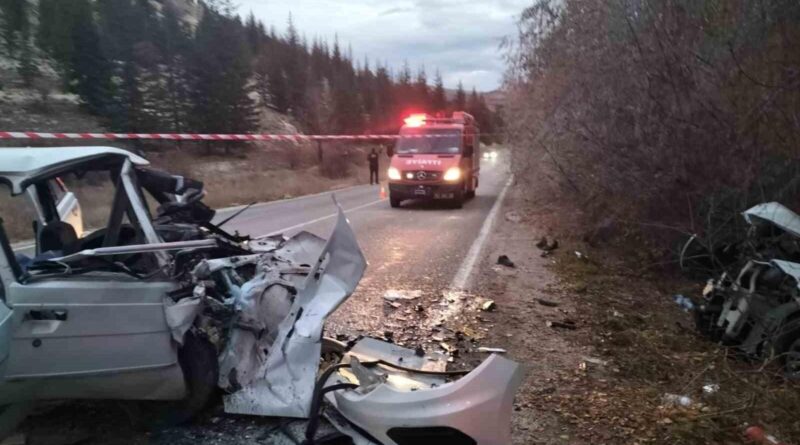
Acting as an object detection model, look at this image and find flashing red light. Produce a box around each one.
[404,114,427,127]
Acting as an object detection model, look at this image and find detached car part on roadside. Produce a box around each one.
[695,202,800,378]
[0,147,522,444]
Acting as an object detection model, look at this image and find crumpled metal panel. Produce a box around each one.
[743,202,800,238]
[223,201,367,418]
[163,296,203,344]
[770,259,800,287]
[327,338,524,445]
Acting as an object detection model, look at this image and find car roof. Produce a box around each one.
[0,146,149,195]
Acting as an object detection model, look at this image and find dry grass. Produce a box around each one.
[549,242,800,444]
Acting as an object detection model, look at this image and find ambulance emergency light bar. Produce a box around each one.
[403,112,476,128]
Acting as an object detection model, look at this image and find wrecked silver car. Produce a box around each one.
[0,147,522,444]
[695,202,800,378]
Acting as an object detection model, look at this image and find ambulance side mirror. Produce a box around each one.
[463,137,474,157]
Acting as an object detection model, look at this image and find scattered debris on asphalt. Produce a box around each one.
[536,299,560,307]
[497,255,516,268]
[481,300,497,312]
[546,320,577,330]
[574,251,587,261]
[478,347,507,354]
[383,289,422,301]
[505,211,522,223]
[580,356,608,367]
[536,237,559,252]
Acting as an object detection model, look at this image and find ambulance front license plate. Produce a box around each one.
[414,188,427,196]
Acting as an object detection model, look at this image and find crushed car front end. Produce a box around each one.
[695,202,800,377]
[0,147,524,444]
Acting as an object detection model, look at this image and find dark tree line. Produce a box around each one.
[0,0,501,141]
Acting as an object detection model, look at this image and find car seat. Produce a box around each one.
[39,221,78,255]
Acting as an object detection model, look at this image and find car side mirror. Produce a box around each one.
[387,146,394,157]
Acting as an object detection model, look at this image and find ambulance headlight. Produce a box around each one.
[443,167,462,182]
[388,167,402,180]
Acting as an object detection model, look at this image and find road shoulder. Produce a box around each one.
[469,181,800,445]
[468,184,596,444]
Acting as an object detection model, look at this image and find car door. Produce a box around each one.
[2,273,185,401]
[0,218,20,405]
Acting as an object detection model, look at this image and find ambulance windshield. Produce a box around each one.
[395,128,462,154]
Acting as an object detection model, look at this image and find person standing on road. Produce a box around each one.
[368,147,380,185]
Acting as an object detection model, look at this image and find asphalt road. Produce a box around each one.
[215,155,511,339]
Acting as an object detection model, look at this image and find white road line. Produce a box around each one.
[13,196,384,253]
[450,175,514,290]
[216,183,373,214]
[12,242,35,251]
[259,198,385,238]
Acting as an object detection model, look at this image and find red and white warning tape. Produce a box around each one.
[0,132,451,141]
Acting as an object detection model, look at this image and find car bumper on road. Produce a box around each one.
[389,183,461,200]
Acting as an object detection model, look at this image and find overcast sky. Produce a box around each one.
[235,0,531,92]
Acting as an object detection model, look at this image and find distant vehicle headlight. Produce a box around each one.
[388,167,402,180]
[443,167,461,182]
[483,152,490,159]
[490,151,498,159]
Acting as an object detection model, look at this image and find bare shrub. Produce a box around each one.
[320,142,352,179]
[505,0,800,252]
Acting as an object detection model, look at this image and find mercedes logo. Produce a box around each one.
[416,171,427,180]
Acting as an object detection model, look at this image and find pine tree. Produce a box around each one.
[0,0,29,56]
[454,80,467,111]
[330,64,363,134]
[467,88,494,141]
[358,57,377,129]
[245,12,260,53]
[18,36,37,86]
[284,13,307,120]
[374,64,395,131]
[264,38,290,113]
[188,7,257,137]
[37,0,77,72]
[414,66,430,111]
[432,70,447,113]
[146,3,193,133]
[395,61,413,113]
[97,0,158,131]
[68,0,113,116]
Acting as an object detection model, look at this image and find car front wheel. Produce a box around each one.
[137,331,219,429]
